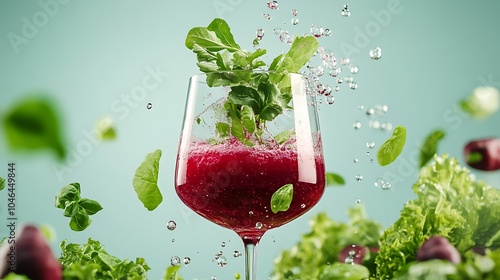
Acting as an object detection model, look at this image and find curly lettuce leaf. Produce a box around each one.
[271,204,382,279]
[375,155,500,279]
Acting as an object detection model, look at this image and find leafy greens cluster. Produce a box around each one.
[185,18,319,146]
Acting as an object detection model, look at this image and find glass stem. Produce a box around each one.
[244,240,258,280]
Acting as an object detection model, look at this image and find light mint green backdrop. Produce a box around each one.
[1,1,500,279]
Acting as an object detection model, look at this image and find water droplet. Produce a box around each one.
[166,220,177,231]
[355,175,363,182]
[325,95,335,105]
[211,277,217,280]
[374,177,392,190]
[171,256,181,266]
[324,28,332,36]
[366,107,375,116]
[369,47,382,60]
[301,203,306,208]
[256,28,265,40]
[349,82,358,90]
[310,24,324,37]
[146,102,153,109]
[233,251,242,258]
[221,242,226,247]
[366,142,375,149]
[183,257,191,265]
[340,57,350,65]
[370,120,381,129]
[334,85,340,92]
[370,158,374,163]
[350,65,359,74]
[249,211,254,215]
[291,9,298,16]
[366,151,370,156]
[353,121,361,129]
[354,158,359,163]
[355,199,361,204]
[358,105,365,110]
[262,13,272,20]
[291,18,299,25]
[380,122,393,131]
[324,85,333,96]
[217,256,228,267]
[337,78,343,84]
[255,222,263,230]
[171,239,175,242]
[341,4,351,17]
[267,0,279,10]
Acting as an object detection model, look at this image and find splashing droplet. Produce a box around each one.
[291,18,299,25]
[354,158,359,163]
[341,4,351,17]
[310,24,324,37]
[355,199,361,204]
[301,203,306,208]
[221,242,226,247]
[369,47,382,60]
[267,0,279,10]
[233,251,242,258]
[324,28,332,36]
[350,65,359,74]
[255,222,263,230]
[325,95,335,105]
[374,177,392,190]
[262,13,272,20]
[340,57,350,65]
[146,102,153,109]
[291,9,298,16]
[366,142,375,149]
[256,28,265,40]
[249,211,254,215]
[217,256,228,267]
[353,121,361,129]
[183,257,191,266]
[349,82,358,90]
[166,220,177,231]
[355,175,363,182]
[171,256,181,266]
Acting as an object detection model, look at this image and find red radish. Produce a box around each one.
[0,224,62,280]
[416,236,461,264]
[463,138,500,171]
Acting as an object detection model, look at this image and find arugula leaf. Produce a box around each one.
[271,36,320,73]
[206,18,240,50]
[2,96,66,159]
[271,184,293,214]
[55,182,102,231]
[133,149,163,211]
[377,126,407,166]
[419,128,445,168]
[185,26,239,52]
[163,265,183,280]
[60,238,150,279]
[325,172,345,186]
[0,177,5,191]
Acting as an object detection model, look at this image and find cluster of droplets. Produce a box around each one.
[341,4,350,17]
[213,250,228,267]
[170,256,191,266]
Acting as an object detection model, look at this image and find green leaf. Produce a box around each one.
[419,129,446,168]
[275,36,319,72]
[377,126,407,166]
[240,105,256,134]
[0,177,5,191]
[79,198,103,215]
[55,182,81,209]
[163,265,182,280]
[319,263,370,280]
[215,122,230,138]
[274,130,294,144]
[459,86,500,119]
[63,200,80,217]
[185,19,239,53]
[3,273,30,280]
[271,183,293,214]
[260,104,282,121]
[325,172,345,186]
[2,96,66,159]
[96,117,116,140]
[207,18,240,50]
[133,149,163,211]
[228,86,262,113]
[467,151,484,164]
[69,210,91,231]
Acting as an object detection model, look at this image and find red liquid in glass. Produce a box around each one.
[175,139,325,242]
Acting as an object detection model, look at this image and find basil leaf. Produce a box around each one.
[276,36,319,72]
[2,96,66,159]
[55,183,81,209]
[0,177,5,191]
[377,126,407,166]
[240,105,256,134]
[271,184,294,214]
[69,210,91,231]
[419,129,446,168]
[325,172,346,186]
[79,198,103,215]
[63,200,80,217]
[133,149,163,211]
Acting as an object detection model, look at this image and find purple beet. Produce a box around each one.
[416,236,461,264]
[464,138,500,171]
[0,224,62,280]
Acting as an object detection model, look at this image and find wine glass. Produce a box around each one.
[174,70,325,280]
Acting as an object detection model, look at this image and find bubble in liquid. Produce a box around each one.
[369,47,382,60]
[267,0,279,10]
[146,102,153,109]
[355,175,363,182]
[325,95,335,105]
[291,9,298,16]
[350,65,359,74]
[249,211,254,215]
[291,18,299,25]
[233,251,243,258]
[366,142,375,149]
[255,222,263,230]
[353,121,361,129]
[262,13,272,20]
[183,257,191,265]
[324,28,332,36]
[256,28,265,40]
[310,24,324,38]
[166,220,177,231]
[301,203,306,208]
[171,256,181,266]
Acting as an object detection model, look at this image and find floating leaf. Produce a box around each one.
[419,129,446,168]
[325,172,345,186]
[133,149,163,211]
[271,184,294,214]
[79,198,103,215]
[0,177,5,191]
[377,126,407,166]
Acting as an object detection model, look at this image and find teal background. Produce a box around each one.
[1,0,500,279]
